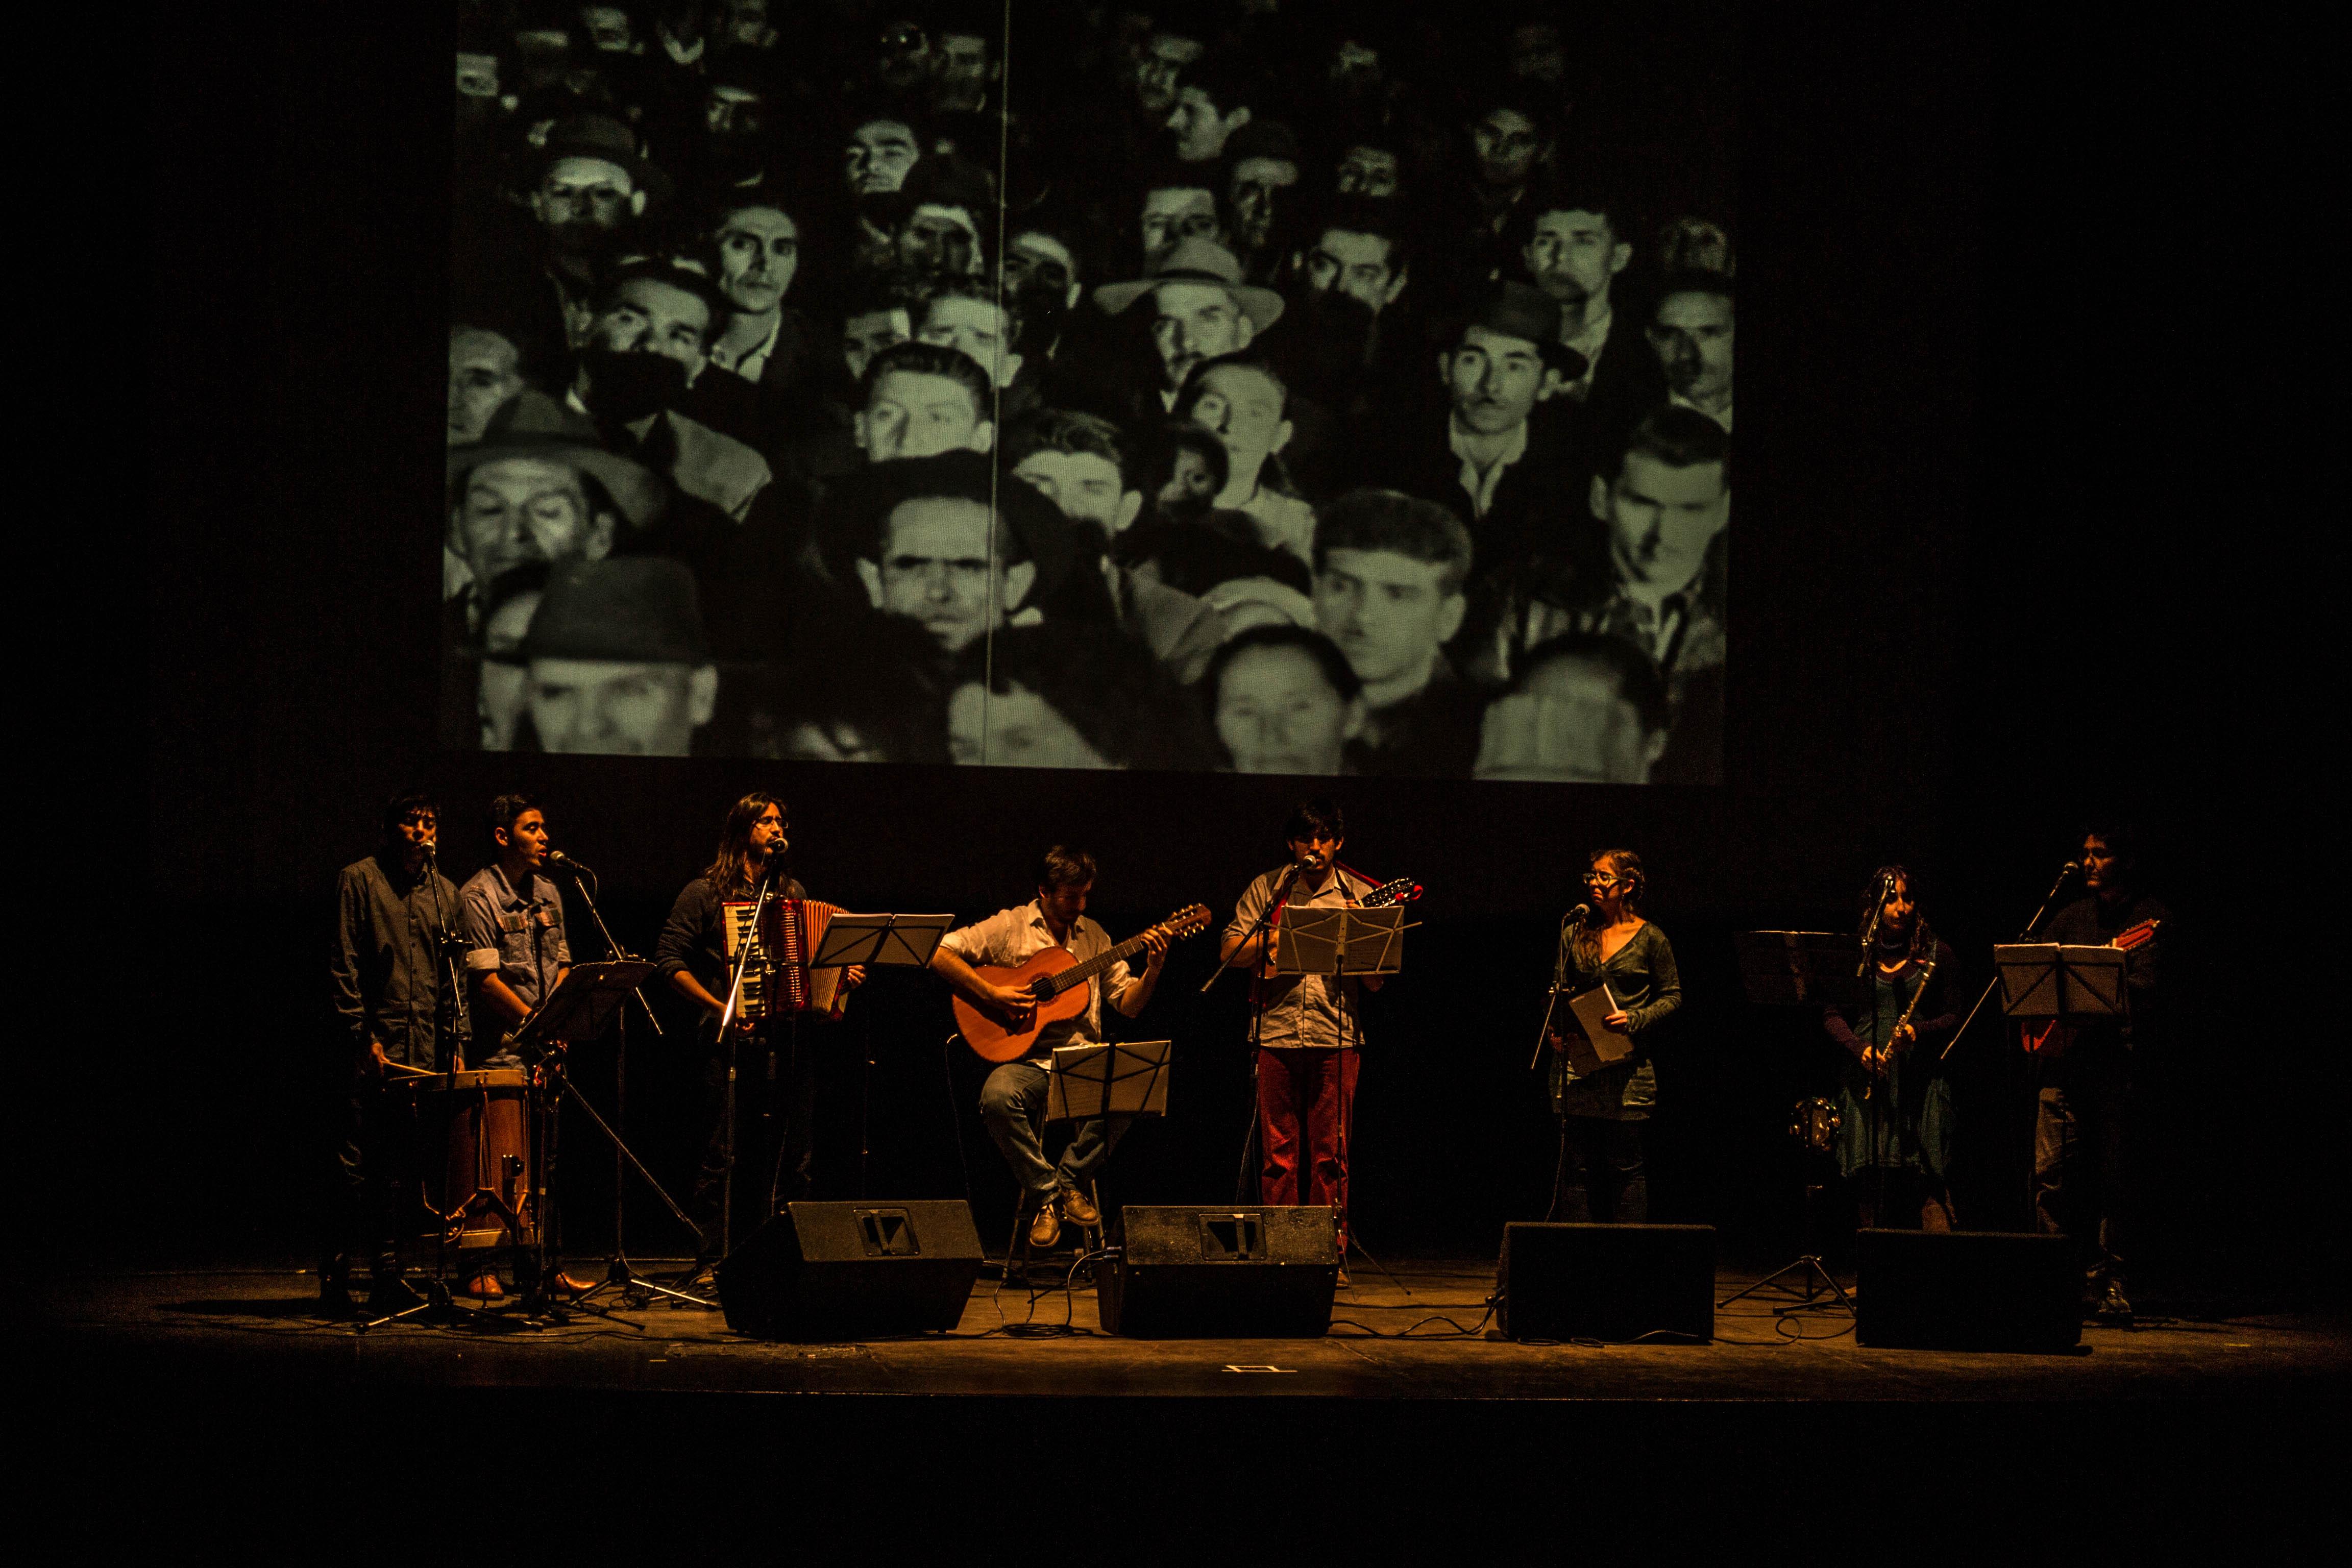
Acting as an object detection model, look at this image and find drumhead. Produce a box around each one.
[411,1069,531,1093]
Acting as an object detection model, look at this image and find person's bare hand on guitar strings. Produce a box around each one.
[985,980,1036,1027]
[1140,926,1170,972]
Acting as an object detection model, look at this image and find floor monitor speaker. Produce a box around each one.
[718,1200,983,1340]
[1497,1222,1717,1342]
[1100,1207,1338,1337]
[1856,1229,2081,1352]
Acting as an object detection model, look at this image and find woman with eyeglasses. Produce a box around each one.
[1545,849,1680,1222]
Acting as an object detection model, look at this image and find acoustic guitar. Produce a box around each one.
[954,905,1213,1063]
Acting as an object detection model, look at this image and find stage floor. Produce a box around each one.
[36,1256,2350,1404]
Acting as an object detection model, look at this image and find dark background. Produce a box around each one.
[135,5,2323,1296]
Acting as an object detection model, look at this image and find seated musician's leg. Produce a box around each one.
[980,1060,1057,1202]
[1055,1116,1131,1226]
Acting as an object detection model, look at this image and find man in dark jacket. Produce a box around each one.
[324,791,461,1310]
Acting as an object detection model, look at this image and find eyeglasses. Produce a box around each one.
[1585,872,1624,887]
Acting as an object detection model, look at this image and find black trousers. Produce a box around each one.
[692,1026,818,1254]
[2033,1044,2131,1285]
[323,1079,418,1283]
[1549,1115,1649,1224]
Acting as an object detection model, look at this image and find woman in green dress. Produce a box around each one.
[1545,849,1681,1222]
[1823,865,1959,1231]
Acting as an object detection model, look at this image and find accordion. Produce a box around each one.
[721,898,849,1020]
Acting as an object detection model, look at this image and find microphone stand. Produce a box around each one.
[540,857,709,1313]
[692,856,784,1289]
[1939,861,2079,1065]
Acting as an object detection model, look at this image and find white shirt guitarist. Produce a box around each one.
[929,848,1169,1249]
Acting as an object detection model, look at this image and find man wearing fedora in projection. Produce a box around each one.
[1375,279,1589,581]
[520,558,722,757]
[470,114,673,383]
[1090,236,1286,427]
[442,391,667,746]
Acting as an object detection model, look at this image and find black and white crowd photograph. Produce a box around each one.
[90,0,2335,1546]
[443,1,1733,780]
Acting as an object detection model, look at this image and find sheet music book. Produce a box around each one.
[1045,1040,1172,1121]
[1544,983,1636,1078]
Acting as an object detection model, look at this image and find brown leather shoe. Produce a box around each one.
[461,1270,504,1299]
[1060,1187,1100,1228]
[1027,1197,1061,1250]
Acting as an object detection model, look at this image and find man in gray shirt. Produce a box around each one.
[931,846,1168,1250]
[1220,798,1385,1266]
[325,790,460,1311]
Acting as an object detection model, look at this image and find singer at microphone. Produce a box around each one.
[652,792,865,1264]
[1218,798,1381,1273]
[2028,826,2167,1324]
[449,792,573,1299]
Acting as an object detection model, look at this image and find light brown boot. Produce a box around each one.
[1027,1195,1062,1250]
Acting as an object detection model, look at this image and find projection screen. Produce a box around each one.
[443,2,1734,783]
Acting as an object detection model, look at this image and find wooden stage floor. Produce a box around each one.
[36,1256,2348,1403]
[37,1256,2347,1539]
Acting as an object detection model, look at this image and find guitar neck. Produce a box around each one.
[1047,930,1157,996]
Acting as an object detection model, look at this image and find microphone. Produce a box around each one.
[546,848,594,878]
[1564,903,1592,926]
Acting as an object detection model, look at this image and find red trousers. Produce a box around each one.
[1256,1046,1360,1245]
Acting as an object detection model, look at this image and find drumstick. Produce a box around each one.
[381,1061,439,1077]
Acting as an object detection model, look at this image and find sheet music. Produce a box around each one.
[1566,984,1636,1070]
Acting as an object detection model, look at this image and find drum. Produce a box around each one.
[1790,1096,1842,1156]
[407,1069,538,1251]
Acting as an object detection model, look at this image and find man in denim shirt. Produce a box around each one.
[459,792,572,1067]
[454,791,571,1298]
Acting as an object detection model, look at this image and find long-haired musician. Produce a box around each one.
[1546,848,1679,1224]
[1822,865,1959,1232]
[654,792,864,1263]
[930,846,1170,1250]
[324,789,460,1311]
[2031,824,2167,1324]
[1220,797,1385,1269]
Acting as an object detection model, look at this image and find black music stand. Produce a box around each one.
[507,960,655,1062]
[1719,932,1861,1317]
[508,962,713,1317]
[1994,944,2128,1020]
[807,914,950,1198]
[1735,930,1870,1013]
[810,912,953,971]
[1272,906,1408,1294]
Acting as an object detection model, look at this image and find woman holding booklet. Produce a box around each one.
[1545,849,1682,1223]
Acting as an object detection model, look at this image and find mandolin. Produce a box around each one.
[954,904,1213,1063]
